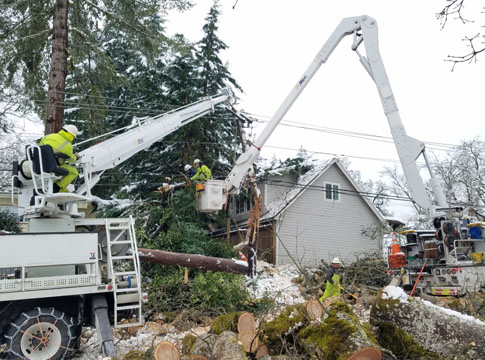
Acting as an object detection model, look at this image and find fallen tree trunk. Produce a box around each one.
[138,248,248,275]
[371,286,485,359]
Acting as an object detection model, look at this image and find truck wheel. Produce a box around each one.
[4,307,76,360]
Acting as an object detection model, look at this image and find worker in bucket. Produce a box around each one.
[190,158,212,182]
[39,124,80,192]
[319,257,341,301]
[184,164,196,178]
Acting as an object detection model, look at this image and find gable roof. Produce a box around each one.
[261,158,386,224]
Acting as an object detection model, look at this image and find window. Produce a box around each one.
[231,190,252,215]
[325,183,340,201]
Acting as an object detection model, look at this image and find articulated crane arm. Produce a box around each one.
[76,89,233,197]
[221,15,447,215]
[16,89,233,218]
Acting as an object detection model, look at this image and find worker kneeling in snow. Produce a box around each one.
[190,158,212,182]
[319,257,341,301]
[39,124,80,192]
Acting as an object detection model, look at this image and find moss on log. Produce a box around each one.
[371,287,485,359]
[297,302,379,360]
[211,312,243,335]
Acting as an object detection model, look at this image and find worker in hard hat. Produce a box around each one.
[184,164,196,178]
[39,124,80,192]
[319,257,341,301]
[190,159,212,182]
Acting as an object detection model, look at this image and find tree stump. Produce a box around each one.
[347,347,382,360]
[238,330,259,352]
[255,344,269,359]
[237,312,256,333]
[305,300,323,320]
[154,340,180,360]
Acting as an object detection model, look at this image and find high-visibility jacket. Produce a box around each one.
[319,267,341,301]
[190,164,212,182]
[39,130,76,164]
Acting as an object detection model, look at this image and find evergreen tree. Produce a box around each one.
[189,0,243,178]
[0,0,191,134]
[112,1,244,200]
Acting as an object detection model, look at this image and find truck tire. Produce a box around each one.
[3,307,76,360]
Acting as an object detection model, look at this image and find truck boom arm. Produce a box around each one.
[224,15,447,214]
[76,90,232,196]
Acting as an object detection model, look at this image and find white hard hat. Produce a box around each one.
[193,158,201,165]
[63,124,79,138]
[331,257,341,264]
[184,164,191,171]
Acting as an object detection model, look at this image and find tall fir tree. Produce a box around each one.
[0,0,191,134]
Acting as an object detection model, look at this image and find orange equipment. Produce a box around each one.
[238,251,248,262]
[388,232,406,269]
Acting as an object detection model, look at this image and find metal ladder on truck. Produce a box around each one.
[104,217,143,328]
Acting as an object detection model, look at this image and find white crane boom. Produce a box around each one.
[76,90,232,196]
[14,89,232,217]
[200,16,447,215]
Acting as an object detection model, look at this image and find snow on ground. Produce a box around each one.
[247,262,306,305]
[74,262,305,359]
[74,322,211,360]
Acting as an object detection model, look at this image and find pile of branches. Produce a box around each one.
[341,251,389,288]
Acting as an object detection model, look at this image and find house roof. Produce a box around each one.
[260,158,386,224]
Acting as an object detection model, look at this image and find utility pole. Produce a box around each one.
[45,0,69,135]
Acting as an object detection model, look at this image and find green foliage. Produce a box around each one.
[131,187,233,257]
[147,268,193,313]
[0,0,192,131]
[191,272,249,313]
[0,209,20,232]
[147,269,250,315]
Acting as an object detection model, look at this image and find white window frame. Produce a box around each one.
[231,190,252,215]
[324,182,341,202]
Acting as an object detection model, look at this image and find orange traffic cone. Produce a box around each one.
[391,232,401,254]
[388,232,406,269]
[238,251,248,262]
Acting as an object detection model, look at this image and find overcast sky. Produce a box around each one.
[166,0,485,218]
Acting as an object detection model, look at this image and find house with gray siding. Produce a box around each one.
[224,158,387,267]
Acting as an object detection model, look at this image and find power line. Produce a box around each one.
[247,113,457,150]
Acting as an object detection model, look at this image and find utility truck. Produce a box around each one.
[192,16,485,295]
[0,90,233,359]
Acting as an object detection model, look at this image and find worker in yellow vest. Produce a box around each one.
[190,159,212,182]
[319,257,341,301]
[39,124,80,192]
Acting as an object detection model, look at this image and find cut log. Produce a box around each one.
[154,341,180,360]
[255,344,269,359]
[237,312,256,333]
[305,300,323,320]
[371,286,485,359]
[237,331,259,352]
[347,347,382,360]
[138,248,248,275]
[212,331,247,360]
